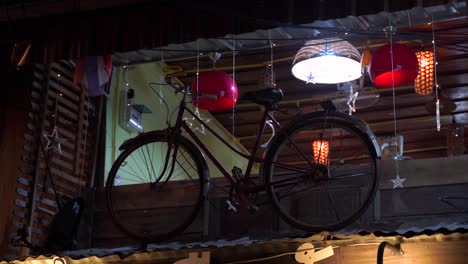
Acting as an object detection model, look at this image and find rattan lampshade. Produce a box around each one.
[292,38,362,84]
[312,140,329,165]
[414,50,434,95]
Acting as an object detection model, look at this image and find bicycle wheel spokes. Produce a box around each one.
[265,118,378,232]
[107,136,205,241]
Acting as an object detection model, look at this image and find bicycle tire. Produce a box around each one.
[106,132,209,242]
[263,113,379,232]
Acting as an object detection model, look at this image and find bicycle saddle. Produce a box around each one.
[242,88,284,106]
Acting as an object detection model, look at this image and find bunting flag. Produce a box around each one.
[73,55,112,96]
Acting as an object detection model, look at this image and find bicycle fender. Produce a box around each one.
[118,130,169,151]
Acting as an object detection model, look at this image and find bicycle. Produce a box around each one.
[105,78,381,242]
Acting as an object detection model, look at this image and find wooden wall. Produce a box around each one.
[0,68,31,259]
[92,156,468,248]
[0,62,101,260]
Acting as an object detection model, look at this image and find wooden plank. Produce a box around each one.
[380,184,468,217]
[74,80,87,187]
[380,156,468,189]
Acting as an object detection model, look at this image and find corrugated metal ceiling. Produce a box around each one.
[112,1,466,65]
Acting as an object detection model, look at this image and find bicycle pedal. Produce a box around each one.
[247,204,259,213]
[231,166,243,181]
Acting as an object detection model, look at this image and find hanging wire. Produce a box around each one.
[123,60,130,129]
[231,37,237,169]
[159,50,164,105]
[196,39,200,110]
[389,21,401,178]
[231,38,236,142]
[431,16,441,132]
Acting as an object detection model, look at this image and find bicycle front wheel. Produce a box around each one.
[263,115,379,232]
[106,133,208,242]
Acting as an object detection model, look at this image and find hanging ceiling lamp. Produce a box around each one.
[414,50,435,95]
[312,140,329,166]
[292,38,362,84]
[369,43,419,88]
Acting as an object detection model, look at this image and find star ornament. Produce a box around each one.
[43,126,66,155]
[390,174,406,189]
[306,72,316,84]
[183,108,211,135]
[347,91,359,115]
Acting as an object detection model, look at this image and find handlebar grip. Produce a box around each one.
[194,93,218,100]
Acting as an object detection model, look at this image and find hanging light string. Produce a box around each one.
[389,24,401,178]
[268,29,274,86]
[431,16,441,132]
[79,96,91,195]
[260,30,276,148]
[53,80,59,128]
[123,60,130,129]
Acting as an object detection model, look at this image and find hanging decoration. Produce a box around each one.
[258,64,277,88]
[346,85,359,115]
[260,33,277,148]
[369,43,418,87]
[292,38,362,84]
[360,47,372,74]
[43,77,66,156]
[184,41,212,135]
[414,50,435,95]
[184,107,211,135]
[43,126,64,155]
[385,23,407,189]
[430,18,441,132]
[425,94,455,115]
[73,55,113,96]
[390,174,406,189]
[191,71,238,111]
[312,140,329,166]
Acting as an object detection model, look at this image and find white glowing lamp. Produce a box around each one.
[292,38,362,84]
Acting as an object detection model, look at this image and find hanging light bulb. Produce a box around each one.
[312,140,329,166]
[258,64,276,88]
[414,50,435,95]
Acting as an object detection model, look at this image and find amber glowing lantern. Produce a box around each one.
[312,140,329,165]
[414,51,435,95]
[369,43,419,88]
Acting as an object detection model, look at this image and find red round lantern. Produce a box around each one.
[369,43,419,88]
[191,71,238,111]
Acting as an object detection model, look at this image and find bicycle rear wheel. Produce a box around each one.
[106,133,208,242]
[263,114,379,232]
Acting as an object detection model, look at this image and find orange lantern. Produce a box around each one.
[414,51,435,95]
[312,140,329,165]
